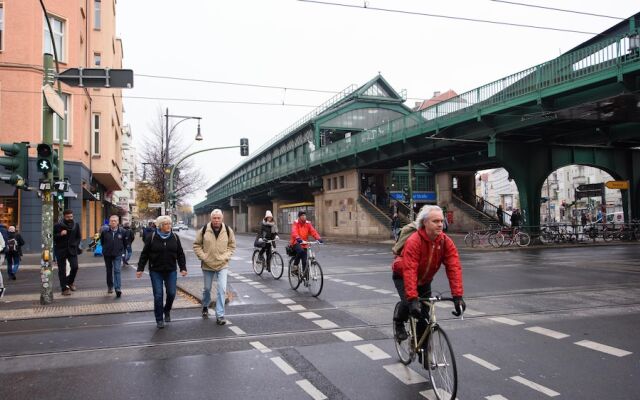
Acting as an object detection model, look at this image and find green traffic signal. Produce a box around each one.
[36,143,59,178]
[0,142,29,188]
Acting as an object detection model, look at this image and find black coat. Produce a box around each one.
[6,232,25,256]
[99,227,128,257]
[260,221,278,240]
[137,232,186,273]
[53,221,82,257]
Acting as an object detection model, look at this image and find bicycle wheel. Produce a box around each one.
[252,249,264,276]
[515,232,531,247]
[426,325,458,400]
[602,229,613,242]
[288,257,301,290]
[463,233,474,247]
[307,261,324,297]
[489,232,504,248]
[393,302,415,365]
[270,252,284,280]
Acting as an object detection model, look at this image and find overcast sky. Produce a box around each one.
[115,0,638,205]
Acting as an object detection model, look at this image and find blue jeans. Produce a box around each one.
[150,270,177,322]
[104,256,122,291]
[6,253,20,275]
[124,245,132,263]
[202,269,228,317]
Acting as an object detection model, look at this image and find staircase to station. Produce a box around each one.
[451,194,508,228]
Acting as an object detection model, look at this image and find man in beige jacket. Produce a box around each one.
[193,209,236,325]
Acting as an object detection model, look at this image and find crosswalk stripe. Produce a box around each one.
[228,326,246,335]
[463,354,500,371]
[332,331,363,342]
[420,389,457,399]
[510,376,560,397]
[270,357,297,375]
[298,311,321,319]
[287,304,306,311]
[296,379,327,400]
[574,340,632,357]
[342,282,359,286]
[489,317,525,326]
[249,341,271,353]
[486,395,509,399]
[261,288,276,293]
[277,298,296,305]
[525,326,569,339]
[313,319,339,329]
[269,293,285,299]
[357,285,376,290]
[383,363,427,384]
[463,308,485,316]
[374,289,394,294]
[354,344,391,360]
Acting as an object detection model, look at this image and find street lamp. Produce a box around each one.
[164,108,203,214]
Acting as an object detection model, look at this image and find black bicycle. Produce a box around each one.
[287,241,324,297]
[252,239,284,279]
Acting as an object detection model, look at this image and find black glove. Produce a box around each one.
[409,300,422,319]
[452,296,466,317]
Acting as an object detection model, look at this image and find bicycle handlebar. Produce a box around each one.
[418,296,454,303]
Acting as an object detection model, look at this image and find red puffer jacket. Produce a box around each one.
[290,220,321,248]
[392,228,463,300]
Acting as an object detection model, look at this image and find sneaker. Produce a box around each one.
[202,307,209,319]
[164,311,171,322]
[156,321,165,329]
[108,287,114,294]
[69,284,77,291]
[10,274,16,281]
[395,323,408,341]
[216,316,227,326]
[115,291,122,298]
[62,288,71,296]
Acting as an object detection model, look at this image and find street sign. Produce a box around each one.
[147,202,163,208]
[42,85,66,118]
[605,180,629,190]
[57,68,134,88]
[576,183,603,191]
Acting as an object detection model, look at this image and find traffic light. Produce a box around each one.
[37,143,54,175]
[240,138,249,156]
[169,192,177,208]
[0,142,29,188]
[55,190,65,202]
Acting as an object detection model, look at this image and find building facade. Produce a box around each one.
[0,0,126,251]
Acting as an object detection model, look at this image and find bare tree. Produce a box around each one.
[137,107,205,215]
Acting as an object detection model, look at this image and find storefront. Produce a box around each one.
[0,183,19,228]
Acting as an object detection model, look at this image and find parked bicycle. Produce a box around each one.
[496,226,530,247]
[393,295,460,400]
[252,239,284,279]
[287,241,324,297]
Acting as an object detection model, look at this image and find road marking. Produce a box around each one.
[360,253,376,256]
[239,279,252,283]
[254,284,267,289]
[574,340,632,357]
[261,288,276,293]
[489,317,525,326]
[298,311,321,319]
[269,293,285,299]
[486,396,509,400]
[419,389,456,399]
[288,304,306,311]
[463,354,500,371]
[245,261,253,264]
[463,308,485,316]
[313,319,339,329]
[331,278,345,282]
[228,326,246,335]
[354,344,391,360]
[510,376,560,397]
[375,252,389,255]
[525,326,569,339]
[383,363,427,384]
[374,289,394,294]
[278,298,296,305]
[249,341,271,353]
[230,256,243,261]
[332,331,363,342]
[296,379,327,400]
[247,281,260,286]
[342,282,359,286]
[346,254,359,257]
[270,357,297,375]
[357,285,376,290]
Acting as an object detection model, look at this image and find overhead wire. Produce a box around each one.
[489,0,625,20]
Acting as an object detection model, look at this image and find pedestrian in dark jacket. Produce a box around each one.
[53,209,82,295]
[122,221,135,265]
[6,226,25,280]
[257,211,278,269]
[100,215,128,298]
[136,215,187,329]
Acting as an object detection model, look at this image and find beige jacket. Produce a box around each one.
[193,223,236,271]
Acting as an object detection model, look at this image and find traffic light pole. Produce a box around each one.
[40,54,56,305]
[408,160,415,221]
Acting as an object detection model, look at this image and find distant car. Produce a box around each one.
[175,224,188,231]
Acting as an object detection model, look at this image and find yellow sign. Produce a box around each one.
[605,180,629,190]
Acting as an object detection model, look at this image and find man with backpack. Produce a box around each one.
[392,205,465,341]
[5,226,25,280]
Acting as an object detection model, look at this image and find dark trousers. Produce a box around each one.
[258,243,273,268]
[293,244,307,268]
[56,253,79,291]
[150,270,177,322]
[392,272,431,336]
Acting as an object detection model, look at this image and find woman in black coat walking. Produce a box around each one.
[5,226,25,280]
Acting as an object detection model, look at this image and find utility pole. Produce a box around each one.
[408,160,415,221]
[40,54,55,305]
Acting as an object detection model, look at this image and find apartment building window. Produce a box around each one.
[0,4,4,51]
[52,93,69,143]
[44,15,65,61]
[94,0,101,30]
[94,52,101,66]
[326,178,331,191]
[339,176,345,189]
[92,113,100,155]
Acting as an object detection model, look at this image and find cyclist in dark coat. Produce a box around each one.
[257,211,278,269]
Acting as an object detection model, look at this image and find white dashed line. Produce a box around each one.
[298,312,321,319]
[332,278,345,282]
[228,326,246,335]
[296,379,327,400]
[346,254,359,257]
[354,344,391,360]
[261,288,276,293]
[288,304,306,311]
[486,395,509,400]
[419,389,456,399]
[463,354,500,371]
[313,319,339,329]
[489,317,525,326]
[277,298,296,305]
[463,308,485,316]
[270,357,297,375]
[525,326,569,339]
[269,293,285,299]
[249,341,272,353]
[332,331,363,342]
[574,340,632,357]
[357,285,376,290]
[254,284,267,289]
[247,281,260,286]
[374,289,394,294]
[510,376,560,397]
[342,282,359,286]
[383,363,427,384]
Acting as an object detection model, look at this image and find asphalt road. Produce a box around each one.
[0,230,638,400]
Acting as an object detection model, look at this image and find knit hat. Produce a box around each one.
[265,210,273,219]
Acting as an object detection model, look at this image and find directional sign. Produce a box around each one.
[576,183,603,191]
[42,84,65,118]
[605,180,629,190]
[57,68,134,88]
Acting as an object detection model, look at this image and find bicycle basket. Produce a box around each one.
[285,245,296,257]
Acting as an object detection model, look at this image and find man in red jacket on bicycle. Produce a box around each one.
[290,211,322,275]
[392,205,465,340]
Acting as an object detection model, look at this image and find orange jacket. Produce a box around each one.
[290,220,321,248]
[392,228,463,300]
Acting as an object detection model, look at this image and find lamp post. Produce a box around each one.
[164,108,203,214]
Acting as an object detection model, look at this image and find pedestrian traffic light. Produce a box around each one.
[55,190,65,202]
[0,142,29,188]
[240,138,249,156]
[36,143,59,178]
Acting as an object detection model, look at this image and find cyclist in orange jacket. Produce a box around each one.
[290,211,322,275]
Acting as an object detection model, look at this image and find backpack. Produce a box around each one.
[201,223,230,238]
[7,238,18,253]
[392,223,418,256]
